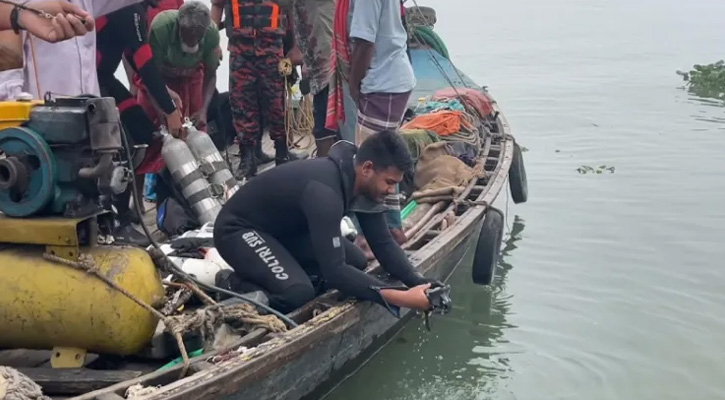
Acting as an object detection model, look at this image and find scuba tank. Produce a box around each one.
[160,127,222,225]
[184,119,239,202]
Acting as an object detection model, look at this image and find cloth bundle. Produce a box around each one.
[432,87,495,120]
[411,142,483,204]
[401,110,472,137]
[400,128,441,162]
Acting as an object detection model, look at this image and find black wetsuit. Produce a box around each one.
[214,142,429,313]
[96,3,176,146]
[96,4,177,229]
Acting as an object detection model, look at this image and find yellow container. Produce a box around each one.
[0,245,165,356]
[0,100,43,130]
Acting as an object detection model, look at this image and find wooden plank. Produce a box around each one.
[189,362,215,374]
[15,368,142,395]
[0,349,51,368]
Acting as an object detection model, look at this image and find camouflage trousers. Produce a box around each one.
[229,48,286,146]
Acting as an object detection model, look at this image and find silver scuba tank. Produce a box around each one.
[184,119,239,202]
[160,127,222,225]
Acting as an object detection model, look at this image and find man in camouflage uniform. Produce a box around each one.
[211,0,301,179]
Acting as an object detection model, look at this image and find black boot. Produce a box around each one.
[113,223,151,247]
[275,140,309,166]
[255,140,274,164]
[235,144,257,180]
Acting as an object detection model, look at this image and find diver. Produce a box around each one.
[213,130,436,314]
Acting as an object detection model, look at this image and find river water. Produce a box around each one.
[320,0,725,399]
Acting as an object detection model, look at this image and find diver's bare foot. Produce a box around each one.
[389,228,407,246]
[355,235,375,261]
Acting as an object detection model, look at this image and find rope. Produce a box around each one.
[0,367,50,400]
[407,1,471,93]
[165,303,287,348]
[42,252,287,379]
[279,57,315,152]
[412,26,449,59]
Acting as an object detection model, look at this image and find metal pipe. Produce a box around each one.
[78,153,114,179]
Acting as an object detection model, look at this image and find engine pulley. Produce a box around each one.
[0,127,57,217]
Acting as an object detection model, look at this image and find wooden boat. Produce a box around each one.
[0,7,527,400]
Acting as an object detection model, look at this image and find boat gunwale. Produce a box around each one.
[72,101,515,400]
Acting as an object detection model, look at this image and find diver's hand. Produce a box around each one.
[381,284,431,311]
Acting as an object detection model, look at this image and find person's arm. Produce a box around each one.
[210,0,224,30]
[119,6,176,114]
[193,29,221,127]
[2,0,94,43]
[117,5,182,135]
[302,182,430,311]
[284,9,302,65]
[356,211,430,287]
[347,0,382,104]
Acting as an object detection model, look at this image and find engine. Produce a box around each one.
[0,97,130,218]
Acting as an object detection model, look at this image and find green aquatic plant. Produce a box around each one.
[577,165,615,175]
[677,61,725,100]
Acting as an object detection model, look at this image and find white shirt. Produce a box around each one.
[20,0,143,99]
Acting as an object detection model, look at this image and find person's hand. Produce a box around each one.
[167,87,183,110]
[190,109,207,130]
[165,109,184,140]
[403,284,432,310]
[381,283,431,311]
[18,1,95,43]
[301,64,309,79]
[286,46,303,66]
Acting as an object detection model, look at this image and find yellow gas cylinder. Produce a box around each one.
[0,245,165,356]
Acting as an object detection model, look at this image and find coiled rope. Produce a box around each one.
[0,367,50,400]
[279,58,315,152]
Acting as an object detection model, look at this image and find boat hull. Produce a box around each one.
[225,223,479,400]
[74,41,516,400]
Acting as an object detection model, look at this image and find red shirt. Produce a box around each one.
[147,0,184,28]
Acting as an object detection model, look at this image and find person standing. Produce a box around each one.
[16,0,137,100]
[291,0,336,157]
[348,0,416,245]
[211,0,301,180]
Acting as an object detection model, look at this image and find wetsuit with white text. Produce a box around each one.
[214,142,429,313]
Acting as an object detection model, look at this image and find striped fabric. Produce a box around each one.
[355,91,412,144]
[354,90,412,229]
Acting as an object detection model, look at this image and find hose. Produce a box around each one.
[118,124,299,329]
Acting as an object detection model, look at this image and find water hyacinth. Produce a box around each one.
[677,60,725,101]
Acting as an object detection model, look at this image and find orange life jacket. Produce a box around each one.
[224,0,287,38]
